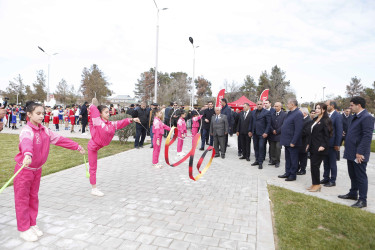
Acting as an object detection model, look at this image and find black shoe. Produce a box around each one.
[135,146,139,149]
[227,144,231,147]
[338,193,358,200]
[275,163,280,168]
[285,176,296,181]
[268,162,276,166]
[296,170,306,175]
[278,174,289,178]
[268,160,272,164]
[246,158,250,161]
[258,163,263,169]
[251,162,259,166]
[351,200,367,208]
[324,182,336,187]
[238,152,242,156]
[221,155,225,159]
[320,179,329,184]
[150,145,153,148]
[214,154,220,158]
[239,156,246,160]
[206,142,209,145]
[199,148,204,151]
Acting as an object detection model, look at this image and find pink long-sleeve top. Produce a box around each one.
[177,117,187,136]
[14,122,82,168]
[152,117,171,138]
[89,105,133,148]
[192,115,203,128]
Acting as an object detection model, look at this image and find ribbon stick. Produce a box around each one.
[0,164,25,194]
[83,155,90,178]
[164,127,215,181]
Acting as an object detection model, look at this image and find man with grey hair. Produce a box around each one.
[210,107,229,159]
[269,102,286,168]
[297,107,312,175]
[278,99,303,181]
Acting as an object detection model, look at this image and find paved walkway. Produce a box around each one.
[0,133,274,249]
[1,128,374,249]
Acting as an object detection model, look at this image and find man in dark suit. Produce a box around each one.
[237,103,252,161]
[339,96,374,208]
[321,100,343,187]
[233,109,242,156]
[168,102,180,127]
[248,101,271,169]
[269,102,286,168]
[278,99,303,181]
[132,102,149,149]
[297,107,312,175]
[221,98,233,152]
[200,101,215,151]
[80,102,89,134]
[264,99,276,163]
[341,107,352,145]
[210,107,229,159]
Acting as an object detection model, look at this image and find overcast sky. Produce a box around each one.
[1,0,374,103]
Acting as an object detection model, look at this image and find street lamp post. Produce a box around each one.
[17,93,19,105]
[323,87,326,102]
[38,46,58,103]
[152,0,168,104]
[189,37,199,108]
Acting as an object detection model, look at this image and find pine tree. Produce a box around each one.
[80,64,112,103]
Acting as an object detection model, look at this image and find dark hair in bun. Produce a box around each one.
[97,105,108,114]
[25,101,43,114]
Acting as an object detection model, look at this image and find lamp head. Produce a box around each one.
[189,37,193,44]
[38,46,45,52]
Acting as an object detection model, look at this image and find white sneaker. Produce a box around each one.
[152,164,160,169]
[20,228,38,242]
[31,225,43,237]
[157,163,164,169]
[179,152,186,157]
[91,188,104,197]
[82,133,87,135]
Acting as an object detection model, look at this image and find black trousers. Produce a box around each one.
[347,160,368,202]
[237,135,242,154]
[298,152,308,171]
[135,125,147,147]
[310,153,326,185]
[82,118,88,133]
[239,134,251,158]
[270,141,281,164]
[214,135,226,156]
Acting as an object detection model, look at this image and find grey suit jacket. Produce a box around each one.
[210,114,228,136]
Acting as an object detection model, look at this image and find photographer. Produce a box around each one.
[0,98,9,132]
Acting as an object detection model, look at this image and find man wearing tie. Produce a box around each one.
[237,103,252,161]
[278,99,303,181]
[339,97,374,208]
[210,107,229,159]
[269,102,286,168]
[248,101,271,169]
[321,100,343,187]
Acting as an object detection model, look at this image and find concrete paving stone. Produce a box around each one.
[238,241,256,250]
[184,233,203,244]
[196,227,214,237]
[166,222,183,231]
[13,241,39,250]
[219,238,238,249]
[38,235,60,246]
[119,230,140,241]
[83,245,103,250]
[165,230,186,240]
[138,244,158,250]
[207,222,225,230]
[234,219,249,226]
[85,234,109,245]
[200,236,220,247]
[136,233,156,244]
[240,226,257,235]
[217,217,234,225]
[188,243,209,250]
[180,225,197,234]
[152,236,173,247]
[213,229,230,239]
[89,224,111,235]
[100,236,124,248]
[53,238,88,249]
[223,223,240,233]
[169,240,191,249]
[150,219,168,228]
[136,225,155,234]
[118,240,141,249]
[230,232,248,241]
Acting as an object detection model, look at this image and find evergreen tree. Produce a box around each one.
[80,64,112,103]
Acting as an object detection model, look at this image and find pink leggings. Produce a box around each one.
[14,164,42,232]
[152,135,162,164]
[88,148,98,185]
[177,138,184,152]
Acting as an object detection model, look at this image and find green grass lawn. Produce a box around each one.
[268,185,375,249]
[371,140,375,153]
[0,133,135,187]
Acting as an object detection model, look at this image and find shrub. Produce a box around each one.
[109,113,136,144]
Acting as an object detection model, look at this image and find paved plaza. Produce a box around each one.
[0,130,374,249]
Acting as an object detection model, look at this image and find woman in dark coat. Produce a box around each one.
[306,103,333,192]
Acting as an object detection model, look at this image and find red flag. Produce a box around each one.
[259,89,269,102]
[216,89,225,108]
